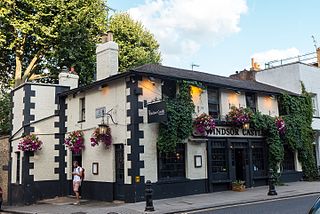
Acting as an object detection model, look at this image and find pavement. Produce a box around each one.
[1,181,320,214]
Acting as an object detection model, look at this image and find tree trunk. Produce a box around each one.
[14,52,22,87]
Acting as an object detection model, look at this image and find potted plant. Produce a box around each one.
[226,106,252,128]
[232,180,246,192]
[90,126,112,148]
[18,134,43,152]
[64,130,85,154]
[193,113,216,136]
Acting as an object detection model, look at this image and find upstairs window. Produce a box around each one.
[208,89,220,120]
[162,80,176,99]
[79,97,86,122]
[312,95,319,117]
[245,93,257,112]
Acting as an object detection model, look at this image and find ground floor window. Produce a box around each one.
[158,143,186,180]
[16,151,20,183]
[283,145,295,171]
[252,147,265,172]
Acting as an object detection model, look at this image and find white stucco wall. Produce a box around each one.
[257,95,279,116]
[12,87,24,134]
[191,86,209,116]
[220,89,246,118]
[65,78,127,183]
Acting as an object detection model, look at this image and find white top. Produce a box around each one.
[73,166,83,182]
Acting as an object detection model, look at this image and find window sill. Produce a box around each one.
[156,177,190,184]
[78,120,85,123]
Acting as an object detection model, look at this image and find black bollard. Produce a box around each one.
[267,168,278,196]
[145,180,155,212]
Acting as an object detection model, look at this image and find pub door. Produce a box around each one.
[234,148,246,181]
[231,140,251,187]
[114,144,125,200]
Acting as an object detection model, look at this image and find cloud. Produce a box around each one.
[251,48,300,67]
[128,0,248,63]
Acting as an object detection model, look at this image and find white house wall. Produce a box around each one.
[65,78,127,183]
[257,95,279,116]
[12,87,24,134]
[220,89,246,118]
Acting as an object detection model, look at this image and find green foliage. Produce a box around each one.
[0,93,11,135]
[157,81,195,153]
[250,111,283,174]
[279,85,317,180]
[0,0,107,86]
[109,13,161,72]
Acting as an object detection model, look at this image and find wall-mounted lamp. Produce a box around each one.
[235,90,241,95]
[98,109,118,135]
[270,95,276,100]
[243,122,250,130]
[148,76,156,85]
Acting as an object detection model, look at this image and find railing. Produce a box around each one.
[264,52,317,69]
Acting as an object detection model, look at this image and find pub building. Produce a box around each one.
[9,32,302,204]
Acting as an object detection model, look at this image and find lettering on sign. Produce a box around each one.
[208,126,263,138]
[147,101,167,123]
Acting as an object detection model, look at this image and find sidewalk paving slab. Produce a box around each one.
[2,181,320,214]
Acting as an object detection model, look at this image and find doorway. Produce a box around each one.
[235,149,246,181]
[114,144,125,200]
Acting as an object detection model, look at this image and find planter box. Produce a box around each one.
[232,184,246,192]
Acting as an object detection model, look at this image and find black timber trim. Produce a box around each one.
[125,76,145,202]
[54,86,69,197]
[8,90,14,205]
[21,84,36,204]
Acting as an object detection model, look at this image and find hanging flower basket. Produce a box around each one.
[226,106,252,127]
[18,134,43,152]
[64,130,85,154]
[194,113,216,135]
[275,116,286,135]
[90,126,112,148]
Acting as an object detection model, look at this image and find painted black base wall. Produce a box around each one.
[152,179,207,200]
[280,171,303,183]
[10,184,24,205]
[81,181,114,201]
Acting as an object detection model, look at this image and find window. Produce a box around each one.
[16,152,20,183]
[211,148,228,173]
[79,97,85,122]
[283,145,295,171]
[246,93,256,112]
[158,144,185,179]
[252,148,265,172]
[208,89,220,120]
[312,95,319,117]
[162,80,176,99]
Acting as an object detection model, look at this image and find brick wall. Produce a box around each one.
[0,135,9,203]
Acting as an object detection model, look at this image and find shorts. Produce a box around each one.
[73,181,81,192]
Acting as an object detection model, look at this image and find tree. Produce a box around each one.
[0,0,107,87]
[109,13,161,72]
[0,93,11,135]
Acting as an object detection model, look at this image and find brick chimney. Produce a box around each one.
[96,31,119,80]
[317,48,320,67]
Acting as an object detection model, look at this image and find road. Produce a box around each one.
[185,195,318,214]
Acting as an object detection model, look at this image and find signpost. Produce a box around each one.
[147,101,167,123]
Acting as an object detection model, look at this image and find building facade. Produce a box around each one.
[253,62,320,169]
[9,35,304,204]
[0,135,9,203]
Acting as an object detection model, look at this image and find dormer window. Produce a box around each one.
[245,93,256,112]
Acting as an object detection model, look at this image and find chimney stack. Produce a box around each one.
[317,48,320,67]
[96,31,119,80]
[59,66,79,89]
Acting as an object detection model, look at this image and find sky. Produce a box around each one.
[107,0,320,77]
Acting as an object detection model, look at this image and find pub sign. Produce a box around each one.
[147,101,167,123]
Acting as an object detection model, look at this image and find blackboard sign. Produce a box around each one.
[147,101,167,123]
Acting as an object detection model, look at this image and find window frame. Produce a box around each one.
[79,97,86,122]
[245,92,257,112]
[207,88,220,120]
[157,143,186,180]
[311,94,319,117]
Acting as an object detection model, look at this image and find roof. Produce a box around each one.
[131,64,296,95]
[60,64,296,97]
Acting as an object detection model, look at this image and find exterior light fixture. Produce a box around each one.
[270,95,276,100]
[243,122,250,130]
[98,108,118,135]
[98,122,108,135]
[148,76,156,85]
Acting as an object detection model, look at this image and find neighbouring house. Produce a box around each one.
[0,135,9,204]
[9,32,304,205]
[232,51,320,170]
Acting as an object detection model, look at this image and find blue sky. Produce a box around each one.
[108,0,320,76]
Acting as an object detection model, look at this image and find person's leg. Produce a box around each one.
[73,182,80,204]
